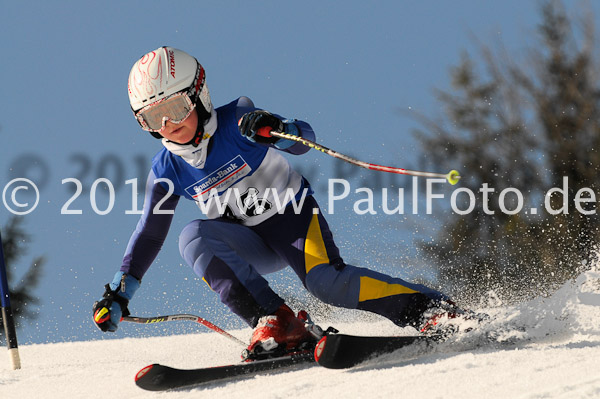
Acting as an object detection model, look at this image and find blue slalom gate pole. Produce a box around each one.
[0,228,21,369]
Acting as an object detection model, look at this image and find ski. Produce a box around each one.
[135,350,315,391]
[314,334,438,369]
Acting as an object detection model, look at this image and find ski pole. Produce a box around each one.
[267,130,461,185]
[123,314,246,346]
[0,228,21,370]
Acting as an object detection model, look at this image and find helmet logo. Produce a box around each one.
[169,49,176,78]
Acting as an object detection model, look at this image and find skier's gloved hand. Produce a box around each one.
[238,110,284,144]
[93,271,140,332]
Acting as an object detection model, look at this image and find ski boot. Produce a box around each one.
[242,304,325,361]
[420,301,489,338]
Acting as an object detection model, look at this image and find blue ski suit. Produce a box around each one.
[119,97,447,327]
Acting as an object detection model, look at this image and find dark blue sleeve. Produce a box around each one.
[235,96,315,156]
[120,169,180,280]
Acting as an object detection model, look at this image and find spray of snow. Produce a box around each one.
[1,255,599,398]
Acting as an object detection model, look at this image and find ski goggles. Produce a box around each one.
[135,92,196,132]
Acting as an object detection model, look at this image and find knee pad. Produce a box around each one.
[178,219,285,278]
[178,219,203,259]
[178,219,229,262]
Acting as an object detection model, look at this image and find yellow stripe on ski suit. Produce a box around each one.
[304,213,330,274]
[358,276,418,302]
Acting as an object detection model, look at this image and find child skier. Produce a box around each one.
[93,47,456,354]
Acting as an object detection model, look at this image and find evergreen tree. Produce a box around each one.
[0,216,45,342]
[413,1,600,304]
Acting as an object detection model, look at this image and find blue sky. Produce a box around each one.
[1,1,596,344]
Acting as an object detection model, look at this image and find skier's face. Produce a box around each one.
[159,108,199,144]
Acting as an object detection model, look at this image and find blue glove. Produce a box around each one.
[93,271,140,332]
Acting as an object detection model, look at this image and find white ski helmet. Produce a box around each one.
[127,47,213,138]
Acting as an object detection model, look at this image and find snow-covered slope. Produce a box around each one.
[2,267,599,399]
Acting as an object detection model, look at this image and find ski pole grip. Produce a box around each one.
[256,127,273,138]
